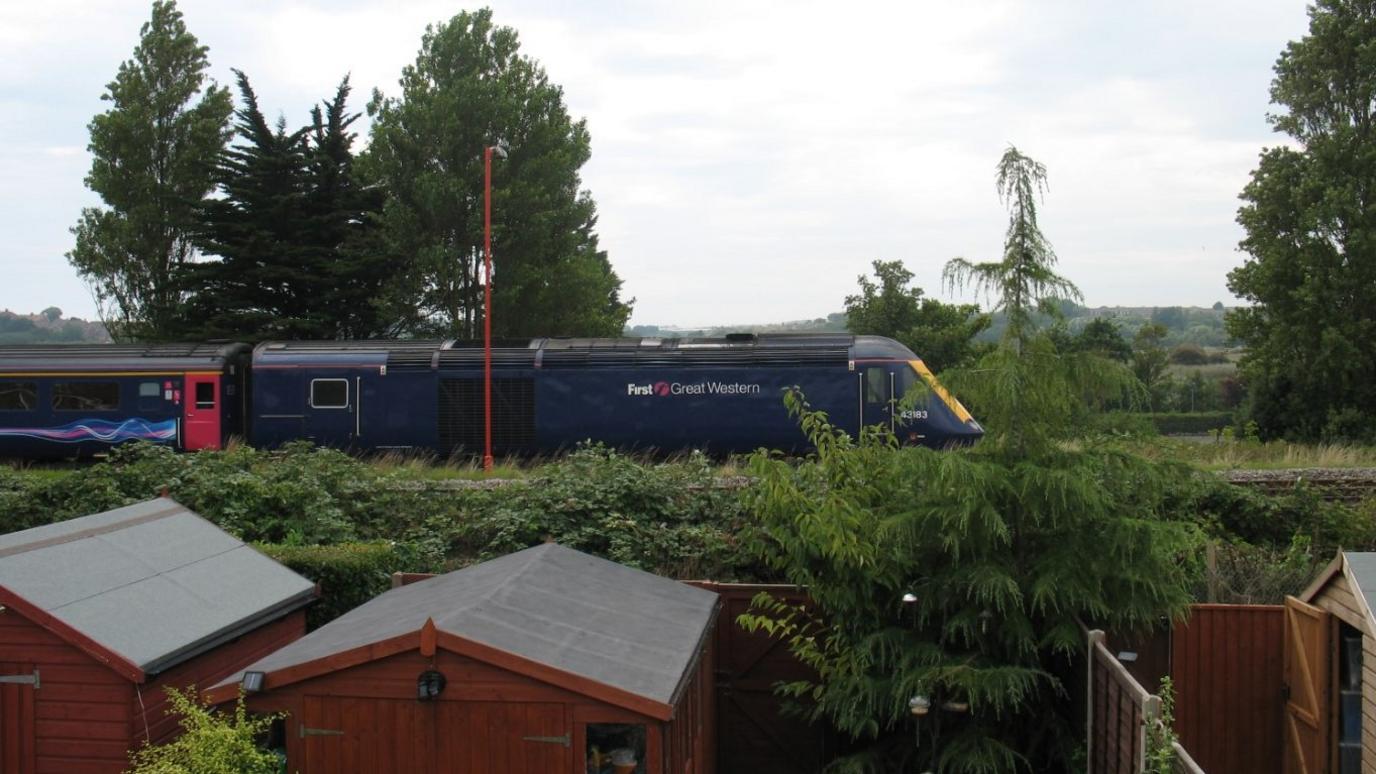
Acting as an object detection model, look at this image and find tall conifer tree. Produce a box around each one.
[188,72,385,340]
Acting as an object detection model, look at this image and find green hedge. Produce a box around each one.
[257,542,416,629]
[1145,412,1234,435]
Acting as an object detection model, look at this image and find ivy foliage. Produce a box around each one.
[127,688,281,774]
[741,147,1200,773]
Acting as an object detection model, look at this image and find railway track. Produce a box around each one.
[1219,468,1376,503]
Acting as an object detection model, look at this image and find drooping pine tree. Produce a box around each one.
[743,147,1196,773]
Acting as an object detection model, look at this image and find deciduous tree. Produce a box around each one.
[365,9,631,338]
[844,260,990,372]
[67,0,232,341]
[1228,0,1376,441]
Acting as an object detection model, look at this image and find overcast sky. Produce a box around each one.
[0,0,1310,327]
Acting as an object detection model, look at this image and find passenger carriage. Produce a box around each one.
[0,343,249,458]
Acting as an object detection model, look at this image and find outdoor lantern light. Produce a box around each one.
[978,609,994,634]
[417,669,447,701]
[908,695,931,716]
[902,592,918,604]
[240,671,265,693]
[1117,651,1138,663]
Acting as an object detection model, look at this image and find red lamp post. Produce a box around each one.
[482,142,507,472]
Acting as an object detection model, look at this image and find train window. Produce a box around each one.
[864,367,887,403]
[53,382,120,412]
[195,382,215,409]
[0,381,37,411]
[138,382,161,398]
[309,379,349,409]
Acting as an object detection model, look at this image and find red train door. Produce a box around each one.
[183,374,222,450]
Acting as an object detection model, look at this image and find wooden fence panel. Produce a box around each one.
[1089,631,1150,774]
[1171,604,1284,774]
[688,582,834,774]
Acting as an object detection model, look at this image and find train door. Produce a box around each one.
[183,374,222,450]
[859,365,895,434]
[305,377,355,448]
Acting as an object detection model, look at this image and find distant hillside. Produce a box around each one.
[0,308,110,344]
[627,313,849,339]
[630,305,1236,348]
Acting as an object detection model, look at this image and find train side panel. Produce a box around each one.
[534,364,860,454]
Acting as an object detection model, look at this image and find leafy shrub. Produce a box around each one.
[1170,474,1375,554]
[258,542,426,629]
[127,688,281,774]
[1169,343,1210,365]
[1089,411,1159,437]
[1146,411,1233,435]
[1190,536,1326,604]
[463,445,759,580]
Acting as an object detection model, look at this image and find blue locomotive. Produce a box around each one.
[0,334,981,459]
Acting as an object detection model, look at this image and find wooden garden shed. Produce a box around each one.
[0,498,315,774]
[1289,550,1376,774]
[207,543,721,774]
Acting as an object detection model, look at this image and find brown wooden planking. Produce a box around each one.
[1169,604,1284,774]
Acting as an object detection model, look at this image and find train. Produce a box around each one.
[0,334,982,459]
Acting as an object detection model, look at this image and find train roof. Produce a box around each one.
[0,342,250,373]
[252,334,921,368]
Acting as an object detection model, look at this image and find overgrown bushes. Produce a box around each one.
[0,442,758,630]
[258,542,417,629]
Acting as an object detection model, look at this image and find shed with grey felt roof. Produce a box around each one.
[207,543,722,774]
[0,497,315,774]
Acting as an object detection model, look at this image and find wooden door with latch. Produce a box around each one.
[0,663,36,774]
[300,695,435,774]
[435,701,571,773]
[1283,595,1332,774]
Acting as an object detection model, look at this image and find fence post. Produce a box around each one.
[1141,694,1161,773]
[1087,629,1105,771]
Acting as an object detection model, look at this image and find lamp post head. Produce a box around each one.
[489,140,509,159]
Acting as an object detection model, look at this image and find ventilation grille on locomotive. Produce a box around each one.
[438,379,535,455]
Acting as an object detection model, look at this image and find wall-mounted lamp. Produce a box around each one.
[902,593,918,604]
[417,669,447,701]
[1116,651,1138,663]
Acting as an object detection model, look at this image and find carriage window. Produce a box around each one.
[138,382,161,398]
[309,379,349,409]
[865,367,887,403]
[0,381,37,411]
[195,382,215,409]
[53,382,120,411]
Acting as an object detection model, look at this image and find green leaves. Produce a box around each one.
[68,0,232,341]
[365,9,631,338]
[844,260,992,373]
[127,688,281,774]
[1229,0,1376,442]
[743,401,1198,771]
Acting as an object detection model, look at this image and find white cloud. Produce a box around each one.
[0,0,1313,324]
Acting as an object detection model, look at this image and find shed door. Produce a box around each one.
[435,702,571,774]
[301,696,434,774]
[0,663,36,773]
[1284,596,1332,774]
